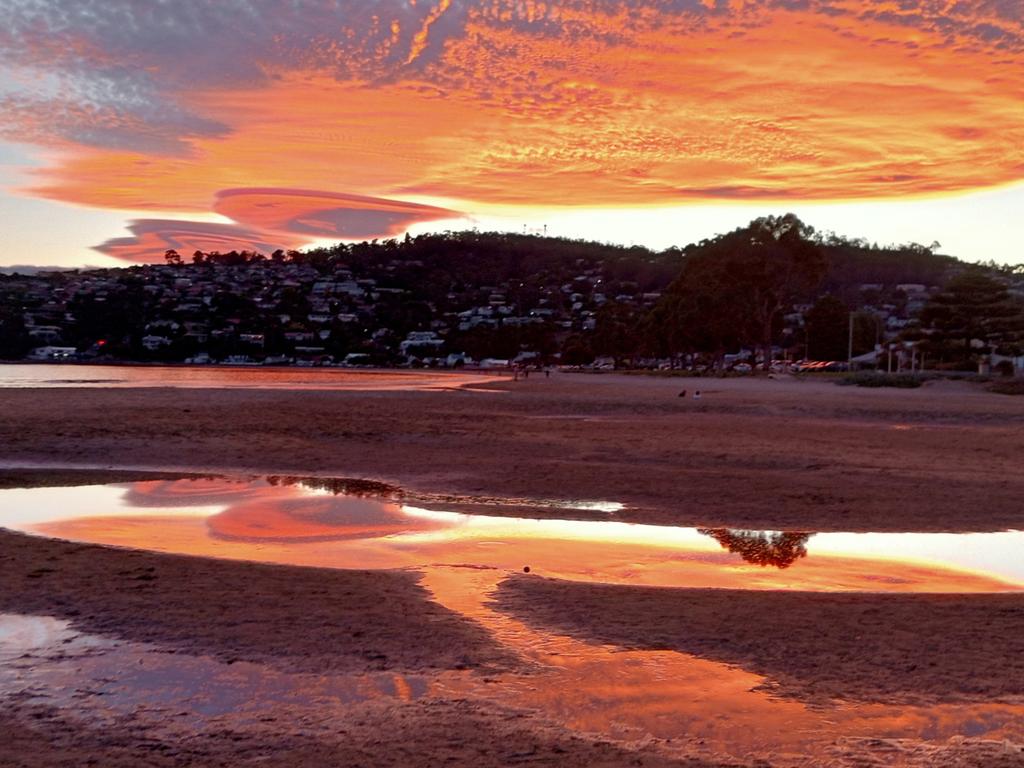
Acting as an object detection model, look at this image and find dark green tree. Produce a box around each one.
[591,302,641,366]
[725,214,826,368]
[0,304,30,359]
[560,334,594,367]
[650,214,825,369]
[804,295,849,360]
[918,270,1024,368]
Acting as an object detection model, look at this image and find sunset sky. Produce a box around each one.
[1,0,1022,268]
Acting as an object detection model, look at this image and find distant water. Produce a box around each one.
[0,364,504,391]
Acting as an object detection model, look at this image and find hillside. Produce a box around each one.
[0,227,1008,367]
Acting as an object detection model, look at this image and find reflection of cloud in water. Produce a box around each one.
[118,477,251,508]
[118,476,419,542]
[207,496,443,543]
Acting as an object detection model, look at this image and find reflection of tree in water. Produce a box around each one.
[266,475,401,499]
[698,528,815,569]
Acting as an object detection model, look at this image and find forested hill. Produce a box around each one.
[2,224,1014,367]
[304,232,682,296]
[817,240,958,302]
[303,229,962,300]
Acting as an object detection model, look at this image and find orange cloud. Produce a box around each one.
[4,1,1024,261]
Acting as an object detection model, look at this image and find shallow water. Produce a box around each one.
[0,364,504,391]
[2,476,1022,592]
[424,567,1024,764]
[0,612,427,728]
[2,474,1023,765]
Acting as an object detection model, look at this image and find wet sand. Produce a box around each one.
[1,373,1023,531]
[2,374,1024,766]
[0,519,736,768]
[0,527,511,675]
[496,574,1024,706]
[0,468,208,490]
[0,699,730,768]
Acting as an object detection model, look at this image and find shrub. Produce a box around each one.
[838,372,925,389]
[990,379,1024,396]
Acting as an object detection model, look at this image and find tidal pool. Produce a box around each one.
[1,474,1023,766]
[1,475,1022,592]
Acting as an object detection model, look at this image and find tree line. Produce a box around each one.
[586,215,1024,371]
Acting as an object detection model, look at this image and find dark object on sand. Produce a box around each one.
[678,389,687,398]
[523,566,531,573]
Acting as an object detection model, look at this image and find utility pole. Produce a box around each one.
[847,312,854,371]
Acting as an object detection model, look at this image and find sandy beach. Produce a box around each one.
[2,373,1024,767]
[2,373,1023,531]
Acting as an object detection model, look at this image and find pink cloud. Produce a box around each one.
[214,188,461,240]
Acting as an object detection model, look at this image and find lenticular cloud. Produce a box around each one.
[214,189,460,240]
[93,190,462,262]
[94,219,297,263]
